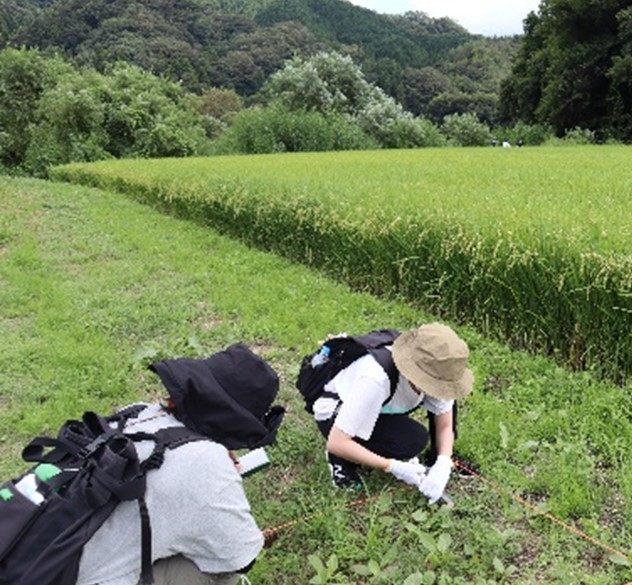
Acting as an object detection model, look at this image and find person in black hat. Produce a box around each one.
[76,343,285,585]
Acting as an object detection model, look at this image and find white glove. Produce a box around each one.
[386,459,426,486]
[418,455,452,504]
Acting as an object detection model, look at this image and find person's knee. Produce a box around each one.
[393,421,428,459]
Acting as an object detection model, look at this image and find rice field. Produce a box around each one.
[52,145,632,384]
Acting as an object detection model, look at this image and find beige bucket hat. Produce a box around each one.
[392,322,474,400]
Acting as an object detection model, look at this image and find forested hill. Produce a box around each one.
[2,0,519,112]
[255,0,471,66]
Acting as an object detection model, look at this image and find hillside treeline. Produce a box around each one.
[2,0,517,122]
[1,0,632,177]
[0,46,554,177]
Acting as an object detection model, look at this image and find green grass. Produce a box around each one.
[52,146,632,384]
[1,174,631,584]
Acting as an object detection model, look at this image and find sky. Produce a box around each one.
[346,0,542,37]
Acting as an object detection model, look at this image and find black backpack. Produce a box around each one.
[295,329,401,414]
[0,405,204,585]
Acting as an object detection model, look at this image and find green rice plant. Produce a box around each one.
[51,146,632,384]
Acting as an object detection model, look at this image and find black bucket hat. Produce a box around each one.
[148,343,285,450]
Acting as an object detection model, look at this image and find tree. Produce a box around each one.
[189,87,244,139]
[0,49,208,176]
[0,48,71,171]
[499,0,632,140]
[262,51,375,115]
[606,6,632,140]
[261,51,440,148]
[427,91,498,125]
[498,11,547,125]
[403,66,454,116]
[191,87,243,120]
[442,38,520,93]
[211,21,313,95]
[362,57,405,103]
[0,0,38,46]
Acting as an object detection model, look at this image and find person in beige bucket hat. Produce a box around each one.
[306,322,473,504]
[391,322,474,401]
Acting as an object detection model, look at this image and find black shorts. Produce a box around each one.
[317,413,429,461]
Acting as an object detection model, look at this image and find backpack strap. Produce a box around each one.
[127,426,207,473]
[138,498,152,585]
[126,425,208,585]
[367,346,399,403]
[354,329,400,404]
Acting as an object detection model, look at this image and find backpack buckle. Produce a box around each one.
[78,433,109,459]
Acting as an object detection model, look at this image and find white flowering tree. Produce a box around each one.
[263,52,372,115]
[262,51,442,148]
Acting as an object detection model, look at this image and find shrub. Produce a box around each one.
[212,104,378,154]
[562,127,596,144]
[441,113,492,147]
[0,48,72,171]
[388,116,445,149]
[0,48,209,176]
[543,127,598,147]
[99,63,208,159]
[492,122,554,146]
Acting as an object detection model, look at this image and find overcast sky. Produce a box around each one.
[347,0,542,37]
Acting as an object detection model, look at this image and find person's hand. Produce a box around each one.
[418,455,452,504]
[228,450,242,473]
[386,459,426,486]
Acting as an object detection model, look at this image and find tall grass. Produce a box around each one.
[52,146,632,383]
